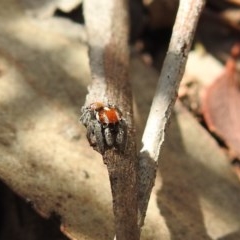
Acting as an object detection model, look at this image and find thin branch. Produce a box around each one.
[137,0,206,227]
[83,1,139,240]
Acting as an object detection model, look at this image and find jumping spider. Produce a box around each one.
[80,102,127,154]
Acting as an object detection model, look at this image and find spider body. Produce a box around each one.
[80,102,127,153]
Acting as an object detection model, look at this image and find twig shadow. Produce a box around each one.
[156,109,240,240]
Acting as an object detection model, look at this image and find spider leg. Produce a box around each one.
[104,127,115,147]
[80,108,92,126]
[86,120,105,154]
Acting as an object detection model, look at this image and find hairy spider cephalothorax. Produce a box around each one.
[80,102,127,154]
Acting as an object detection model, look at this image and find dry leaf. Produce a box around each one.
[202,44,240,158]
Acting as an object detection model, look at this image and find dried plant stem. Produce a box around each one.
[84,0,139,240]
[138,0,206,227]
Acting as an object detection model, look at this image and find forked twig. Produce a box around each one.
[137,0,206,227]
[82,0,206,239]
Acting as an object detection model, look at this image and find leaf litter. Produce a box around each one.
[202,44,240,159]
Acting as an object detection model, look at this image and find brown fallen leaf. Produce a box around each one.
[202,43,240,159]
